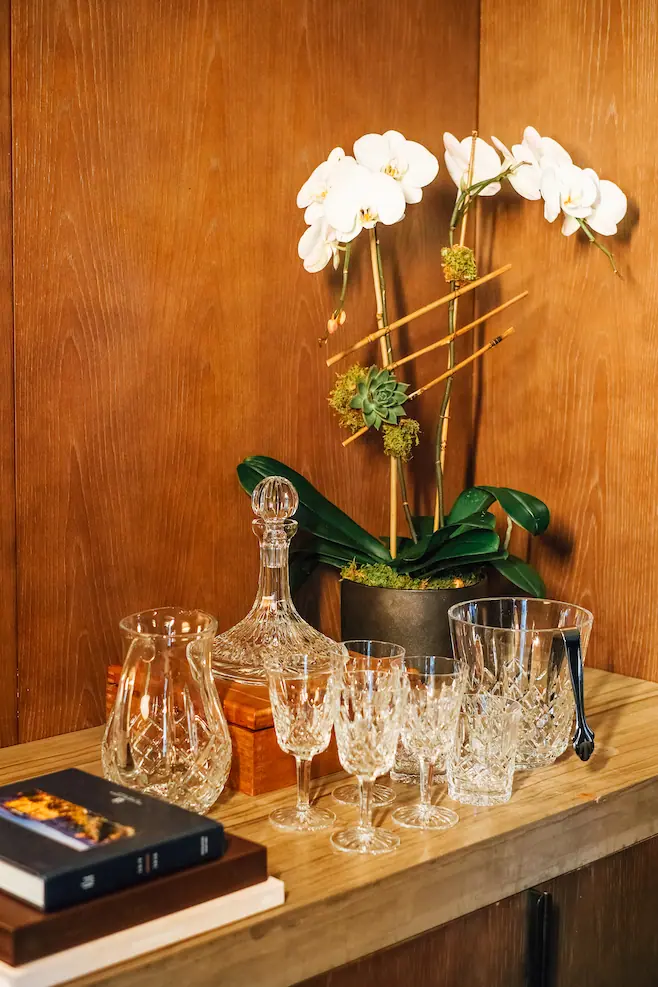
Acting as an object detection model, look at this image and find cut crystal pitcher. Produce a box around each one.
[448,597,594,769]
[102,608,232,812]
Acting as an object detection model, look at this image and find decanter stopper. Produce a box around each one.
[251,476,299,521]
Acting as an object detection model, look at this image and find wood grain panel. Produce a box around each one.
[11,0,480,740]
[477,0,653,677]
[295,894,527,987]
[538,837,658,987]
[0,0,16,747]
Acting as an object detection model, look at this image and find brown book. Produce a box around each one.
[0,833,266,967]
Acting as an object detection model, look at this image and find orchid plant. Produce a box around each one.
[241,126,627,597]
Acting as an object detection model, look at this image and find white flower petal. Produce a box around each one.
[444,150,465,188]
[478,181,502,197]
[540,136,572,167]
[403,140,439,188]
[541,169,561,222]
[491,135,513,163]
[522,127,543,159]
[353,133,390,172]
[327,147,346,165]
[401,182,423,204]
[561,215,580,236]
[303,201,325,224]
[298,223,322,259]
[304,241,333,272]
[508,166,542,200]
[324,182,361,237]
[370,172,406,225]
[587,180,627,235]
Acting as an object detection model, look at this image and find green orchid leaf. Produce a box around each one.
[478,486,550,535]
[289,554,318,595]
[447,488,496,524]
[419,550,508,578]
[449,511,498,538]
[237,457,391,562]
[492,555,546,597]
[413,529,501,572]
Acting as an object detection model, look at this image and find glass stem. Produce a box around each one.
[419,758,434,814]
[358,777,374,831]
[296,757,311,815]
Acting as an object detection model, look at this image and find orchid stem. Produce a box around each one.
[372,228,418,545]
[576,218,620,276]
[339,242,352,309]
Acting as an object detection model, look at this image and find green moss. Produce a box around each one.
[441,245,478,286]
[341,561,483,591]
[382,418,421,462]
[328,364,368,433]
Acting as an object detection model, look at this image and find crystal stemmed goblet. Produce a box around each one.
[332,640,405,809]
[265,652,339,832]
[392,656,465,831]
[331,650,407,855]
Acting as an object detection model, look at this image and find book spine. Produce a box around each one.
[44,826,225,911]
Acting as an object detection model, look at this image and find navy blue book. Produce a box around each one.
[0,769,226,911]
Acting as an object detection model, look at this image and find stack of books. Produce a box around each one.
[0,770,282,984]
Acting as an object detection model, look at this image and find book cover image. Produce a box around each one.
[0,789,136,853]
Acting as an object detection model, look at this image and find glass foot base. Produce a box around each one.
[332,782,396,807]
[389,769,419,784]
[392,803,459,831]
[331,825,399,855]
[448,785,513,806]
[269,805,335,832]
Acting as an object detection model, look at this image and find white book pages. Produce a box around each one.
[0,876,285,987]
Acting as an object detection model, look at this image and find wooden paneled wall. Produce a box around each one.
[8,0,480,741]
[477,0,650,676]
[0,0,651,742]
[0,0,16,747]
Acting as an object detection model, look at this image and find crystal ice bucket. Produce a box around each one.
[448,598,594,770]
[102,608,232,812]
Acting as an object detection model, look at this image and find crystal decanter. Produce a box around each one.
[212,476,343,683]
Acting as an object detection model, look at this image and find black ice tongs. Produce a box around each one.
[561,628,595,762]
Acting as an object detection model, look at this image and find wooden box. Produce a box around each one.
[106,667,341,797]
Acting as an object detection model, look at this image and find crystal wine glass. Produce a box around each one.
[392,656,464,831]
[265,652,339,832]
[331,649,407,855]
[332,640,405,808]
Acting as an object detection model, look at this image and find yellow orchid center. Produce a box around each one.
[359,207,377,223]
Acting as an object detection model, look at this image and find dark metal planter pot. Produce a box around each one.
[340,578,488,657]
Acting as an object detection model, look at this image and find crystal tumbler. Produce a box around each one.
[449,598,594,770]
[447,695,522,805]
[102,608,232,813]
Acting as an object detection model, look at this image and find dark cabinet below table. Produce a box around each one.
[295,835,658,987]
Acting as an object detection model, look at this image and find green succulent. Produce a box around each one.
[349,365,410,430]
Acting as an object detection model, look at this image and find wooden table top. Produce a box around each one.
[2,668,658,987]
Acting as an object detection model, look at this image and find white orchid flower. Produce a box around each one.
[522,126,573,170]
[443,133,502,196]
[491,136,542,200]
[560,172,627,237]
[323,164,406,242]
[298,219,341,273]
[540,163,599,225]
[296,148,357,224]
[353,130,439,204]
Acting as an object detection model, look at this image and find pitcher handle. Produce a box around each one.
[562,628,595,762]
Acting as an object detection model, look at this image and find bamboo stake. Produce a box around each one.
[325,263,512,368]
[434,132,478,530]
[368,229,398,560]
[383,291,528,372]
[409,327,515,400]
[342,327,515,448]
